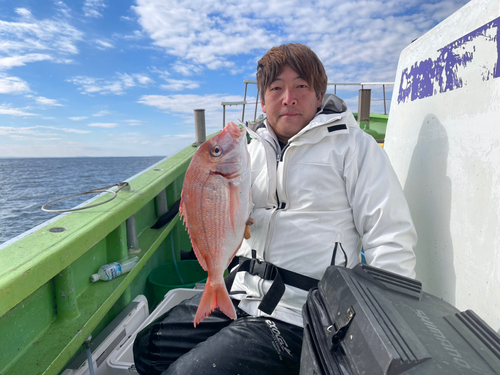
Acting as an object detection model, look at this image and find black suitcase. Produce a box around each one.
[300,264,500,375]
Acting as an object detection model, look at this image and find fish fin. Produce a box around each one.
[228,182,240,235]
[180,191,209,271]
[191,242,208,271]
[194,278,236,327]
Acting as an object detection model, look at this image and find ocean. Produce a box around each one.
[0,156,165,245]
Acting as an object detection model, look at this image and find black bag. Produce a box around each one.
[300,264,500,375]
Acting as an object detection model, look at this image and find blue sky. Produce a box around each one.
[0,0,470,157]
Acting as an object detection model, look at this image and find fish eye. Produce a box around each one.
[211,145,223,157]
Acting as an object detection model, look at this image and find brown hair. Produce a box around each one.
[257,43,327,103]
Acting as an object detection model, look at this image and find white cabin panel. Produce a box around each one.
[385,0,500,331]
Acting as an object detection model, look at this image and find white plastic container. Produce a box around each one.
[106,288,203,373]
[62,295,149,375]
[91,256,139,282]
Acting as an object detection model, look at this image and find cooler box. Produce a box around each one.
[106,288,203,373]
[62,295,149,375]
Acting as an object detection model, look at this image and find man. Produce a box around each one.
[133,43,417,375]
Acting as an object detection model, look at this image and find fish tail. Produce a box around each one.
[194,278,236,327]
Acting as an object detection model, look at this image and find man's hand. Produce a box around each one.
[244,218,254,239]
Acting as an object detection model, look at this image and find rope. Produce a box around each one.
[41,182,130,213]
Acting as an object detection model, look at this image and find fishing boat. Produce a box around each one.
[1,0,499,373]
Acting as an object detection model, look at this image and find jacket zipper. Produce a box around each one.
[263,143,291,260]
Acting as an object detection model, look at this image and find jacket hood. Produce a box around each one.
[319,93,348,114]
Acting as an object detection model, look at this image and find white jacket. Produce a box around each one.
[231,94,417,327]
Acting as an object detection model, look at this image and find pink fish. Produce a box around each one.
[180,122,251,327]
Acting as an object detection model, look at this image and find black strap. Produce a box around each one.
[331,242,348,267]
[225,257,319,315]
[151,199,180,229]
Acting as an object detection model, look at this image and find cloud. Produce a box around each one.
[0,104,37,116]
[0,8,84,56]
[60,127,91,134]
[0,54,53,70]
[138,93,256,130]
[69,116,88,121]
[95,39,114,50]
[0,75,30,94]
[92,110,111,117]
[132,0,275,69]
[35,96,63,106]
[83,0,107,18]
[68,73,153,95]
[125,119,143,126]
[161,79,200,91]
[134,74,154,85]
[54,1,72,18]
[88,122,119,128]
[132,0,469,81]
[172,62,203,76]
[10,135,61,141]
[0,125,91,137]
[15,8,34,19]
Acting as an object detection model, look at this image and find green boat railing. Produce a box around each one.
[0,143,198,375]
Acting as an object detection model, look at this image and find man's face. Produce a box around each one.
[261,65,322,143]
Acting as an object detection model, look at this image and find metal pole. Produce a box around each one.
[85,336,96,375]
[334,85,337,95]
[383,85,387,115]
[126,214,141,254]
[194,109,206,145]
[254,90,260,121]
[155,189,168,217]
[222,105,226,128]
[358,89,372,129]
[242,83,248,122]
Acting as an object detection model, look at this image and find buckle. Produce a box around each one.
[249,259,277,280]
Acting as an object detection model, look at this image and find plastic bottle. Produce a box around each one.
[90,256,139,282]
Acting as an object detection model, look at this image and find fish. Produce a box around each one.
[180,121,251,327]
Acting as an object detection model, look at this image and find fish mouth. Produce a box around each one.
[210,163,243,178]
[225,122,245,140]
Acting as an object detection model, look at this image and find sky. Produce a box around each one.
[0,0,471,158]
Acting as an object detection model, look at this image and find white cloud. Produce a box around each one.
[132,0,469,81]
[161,79,200,91]
[54,1,72,18]
[0,54,52,70]
[35,96,63,106]
[134,74,154,85]
[0,8,83,56]
[0,75,30,94]
[10,135,61,141]
[172,62,203,76]
[0,104,37,116]
[138,93,257,130]
[69,116,88,121]
[68,72,153,95]
[83,0,107,18]
[15,8,33,19]
[88,122,119,128]
[92,110,111,117]
[0,125,91,137]
[60,127,91,134]
[95,39,114,50]
[125,119,143,126]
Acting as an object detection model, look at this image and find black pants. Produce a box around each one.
[133,292,303,375]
